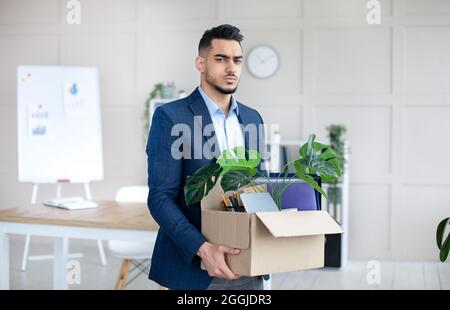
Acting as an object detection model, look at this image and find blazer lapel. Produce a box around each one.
[237,102,251,151]
[187,89,219,158]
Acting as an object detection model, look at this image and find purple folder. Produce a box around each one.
[267,182,318,211]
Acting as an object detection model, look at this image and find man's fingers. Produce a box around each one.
[220,246,240,255]
[220,264,239,280]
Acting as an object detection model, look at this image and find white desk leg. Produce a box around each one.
[53,237,69,290]
[0,223,10,290]
[21,234,31,271]
[96,240,107,266]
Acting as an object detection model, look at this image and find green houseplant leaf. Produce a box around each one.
[184,162,222,206]
[184,147,261,206]
[440,235,450,262]
[437,217,450,262]
[184,136,339,209]
[217,146,261,193]
[437,217,449,250]
[294,134,342,202]
[294,159,328,200]
[216,146,260,175]
[221,169,254,192]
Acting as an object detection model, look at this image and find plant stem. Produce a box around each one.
[255,161,298,209]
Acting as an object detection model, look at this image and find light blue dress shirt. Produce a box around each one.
[198,86,244,153]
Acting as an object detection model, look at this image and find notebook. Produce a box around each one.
[239,192,279,213]
[44,197,98,210]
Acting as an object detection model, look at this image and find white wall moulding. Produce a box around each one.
[310,0,392,17]
[401,106,450,184]
[405,0,450,16]
[62,0,137,24]
[404,27,450,94]
[348,184,391,259]
[0,105,17,164]
[0,35,59,96]
[312,27,392,94]
[137,32,199,97]
[218,0,303,20]
[61,33,136,99]
[0,0,59,25]
[256,105,303,141]
[400,185,450,260]
[140,0,217,21]
[240,29,302,96]
[313,106,392,182]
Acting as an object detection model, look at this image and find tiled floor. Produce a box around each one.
[7,235,450,290]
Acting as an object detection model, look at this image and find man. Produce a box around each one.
[146,24,265,290]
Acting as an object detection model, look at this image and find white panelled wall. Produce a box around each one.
[0,0,449,261]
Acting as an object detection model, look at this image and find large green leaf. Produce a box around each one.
[298,134,342,184]
[315,159,341,183]
[437,217,449,250]
[217,146,260,176]
[294,159,328,201]
[184,162,222,205]
[221,169,254,192]
[440,234,450,262]
[184,147,262,206]
[300,134,329,159]
[437,217,450,262]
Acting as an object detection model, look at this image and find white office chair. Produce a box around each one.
[108,186,156,290]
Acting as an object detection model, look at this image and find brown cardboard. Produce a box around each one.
[200,179,343,276]
[201,210,250,249]
[254,210,343,237]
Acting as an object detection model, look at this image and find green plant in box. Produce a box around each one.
[184,134,342,211]
[184,147,261,206]
[293,134,342,201]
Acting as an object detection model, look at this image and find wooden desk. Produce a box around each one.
[0,201,159,290]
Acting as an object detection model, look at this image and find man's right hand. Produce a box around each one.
[197,241,240,280]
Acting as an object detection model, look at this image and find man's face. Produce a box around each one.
[198,39,243,95]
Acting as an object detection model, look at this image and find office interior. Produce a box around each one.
[0,0,449,290]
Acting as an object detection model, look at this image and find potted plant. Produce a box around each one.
[437,217,449,262]
[323,125,347,221]
[184,134,342,210]
[143,82,177,143]
[184,147,262,206]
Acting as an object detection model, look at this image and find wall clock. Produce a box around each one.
[246,45,280,79]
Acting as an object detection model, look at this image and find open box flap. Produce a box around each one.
[255,210,343,238]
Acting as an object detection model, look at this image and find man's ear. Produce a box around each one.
[195,56,205,73]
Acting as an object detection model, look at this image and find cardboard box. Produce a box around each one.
[201,181,344,276]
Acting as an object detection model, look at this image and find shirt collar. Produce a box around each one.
[198,86,239,117]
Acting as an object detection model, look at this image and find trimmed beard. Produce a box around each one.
[205,69,239,95]
[213,84,238,95]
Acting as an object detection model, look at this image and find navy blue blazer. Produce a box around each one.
[146,88,265,290]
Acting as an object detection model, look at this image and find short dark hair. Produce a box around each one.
[198,24,243,54]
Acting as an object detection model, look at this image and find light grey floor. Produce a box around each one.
[7,235,450,290]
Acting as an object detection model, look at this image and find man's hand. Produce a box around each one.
[197,241,240,280]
